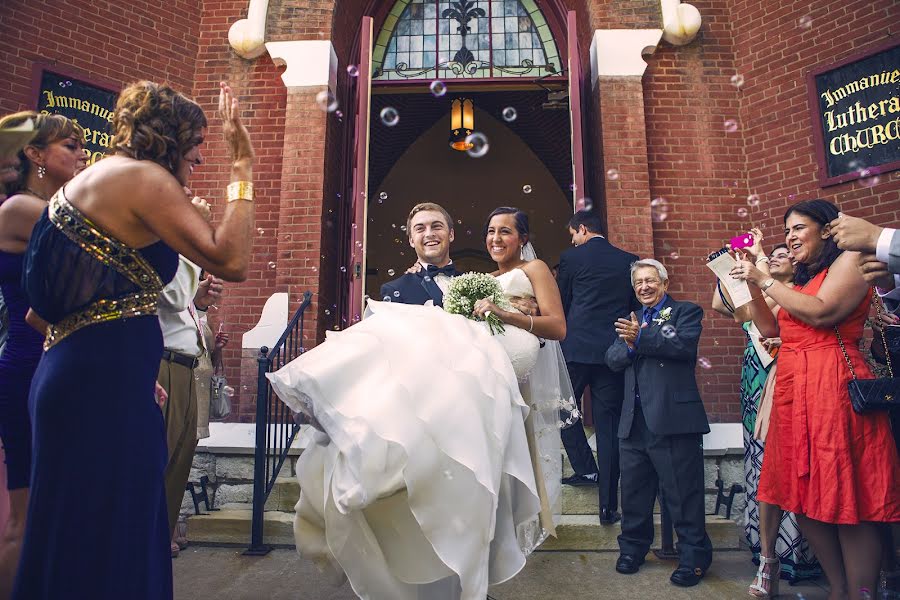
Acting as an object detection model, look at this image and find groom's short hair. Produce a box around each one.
[567,210,605,235]
[407,202,453,234]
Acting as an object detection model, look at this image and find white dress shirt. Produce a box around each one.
[158,256,204,356]
[419,261,453,294]
[874,228,900,301]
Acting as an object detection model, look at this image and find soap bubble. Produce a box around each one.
[522,184,532,194]
[465,132,489,158]
[737,207,749,218]
[730,74,745,88]
[576,197,593,211]
[502,106,517,122]
[222,385,235,397]
[383,296,392,302]
[387,268,396,276]
[606,168,619,181]
[799,15,812,28]
[346,64,359,77]
[747,194,761,207]
[650,197,669,222]
[698,357,712,369]
[340,266,347,272]
[379,191,388,200]
[669,251,680,260]
[257,228,265,235]
[393,291,400,297]
[661,324,677,339]
[724,119,738,132]
[267,261,276,269]
[379,107,399,126]
[315,90,338,112]
[429,80,446,97]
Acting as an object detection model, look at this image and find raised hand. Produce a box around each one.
[730,250,766,287]
[219,82,254,165]
[829,212,882,253]
[194,273,224,310]
[747,227,765,259]
[614,311,642,348]
[858,252,894,289]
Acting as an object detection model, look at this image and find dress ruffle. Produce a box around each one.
[267,301,541,600]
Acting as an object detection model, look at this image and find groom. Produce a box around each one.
[380,202,459,306]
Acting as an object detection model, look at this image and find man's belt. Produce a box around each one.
[161,349,200,369]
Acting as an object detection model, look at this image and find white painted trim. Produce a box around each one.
[589,29,663,83]
[228,0,270,59]
[241,292,289,349]
[266,40,338,90]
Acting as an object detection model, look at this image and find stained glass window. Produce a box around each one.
[373,0,562,80]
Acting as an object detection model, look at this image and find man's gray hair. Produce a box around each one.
[630,259,668,283]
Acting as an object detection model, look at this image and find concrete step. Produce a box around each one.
[186,509,741,552]
[186,508,295,546]
[540,513,741,552]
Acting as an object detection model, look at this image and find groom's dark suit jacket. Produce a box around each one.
[558,237,640,365]
[606,295,710,438]
[379,266,459,306]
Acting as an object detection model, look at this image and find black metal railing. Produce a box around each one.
[245,290,313,555]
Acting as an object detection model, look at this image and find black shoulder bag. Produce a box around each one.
[835,293,898,414]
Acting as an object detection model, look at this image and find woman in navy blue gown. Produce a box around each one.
[0,111,85,598]
[13,81,255,599]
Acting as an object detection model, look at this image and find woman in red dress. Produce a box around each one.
[732,199,900,600]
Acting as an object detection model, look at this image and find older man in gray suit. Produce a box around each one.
[606,259,712,588]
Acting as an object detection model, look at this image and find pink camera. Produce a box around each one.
[729,233,754,250]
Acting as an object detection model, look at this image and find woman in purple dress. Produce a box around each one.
[0,111,85,598]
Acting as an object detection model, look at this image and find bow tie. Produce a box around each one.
[422,264,455,278]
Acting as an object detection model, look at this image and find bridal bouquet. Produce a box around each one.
[443,272,511,335]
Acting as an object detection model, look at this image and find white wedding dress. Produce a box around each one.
[267,267,565,600]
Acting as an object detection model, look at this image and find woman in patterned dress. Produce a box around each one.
[713,230,820,596]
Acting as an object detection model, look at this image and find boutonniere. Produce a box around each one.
[653,307,672,325]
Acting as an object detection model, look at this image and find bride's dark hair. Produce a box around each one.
[483,206,529,242]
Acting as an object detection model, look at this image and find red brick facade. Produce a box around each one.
[1,0,897,421]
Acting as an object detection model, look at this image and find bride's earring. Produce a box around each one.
[37,165,46,179]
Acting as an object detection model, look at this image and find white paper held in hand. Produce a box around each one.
[706,247,753,308]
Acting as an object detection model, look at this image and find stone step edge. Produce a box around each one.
[186,510,741,551]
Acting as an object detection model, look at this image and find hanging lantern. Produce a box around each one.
[449,98,474,151]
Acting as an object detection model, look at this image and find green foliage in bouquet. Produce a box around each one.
[443,272,512,335]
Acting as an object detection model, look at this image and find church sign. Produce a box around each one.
[807,39,899,187]
[32,65,119,167]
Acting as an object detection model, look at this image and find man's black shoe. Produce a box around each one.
[615,554,643,574]
[670,566,704,587]
[561,473,598,487]
[599,506,621,525]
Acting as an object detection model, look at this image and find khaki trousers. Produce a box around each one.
[158,358,199,537]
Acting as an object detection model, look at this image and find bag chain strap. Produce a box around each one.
[835,289,893,379]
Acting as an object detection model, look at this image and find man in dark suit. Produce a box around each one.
[607,259,712,587]
[380,202,459,306]
[557,210,639,525]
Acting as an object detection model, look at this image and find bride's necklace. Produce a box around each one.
[24,187,49,201]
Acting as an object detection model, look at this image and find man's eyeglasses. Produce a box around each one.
[632,278,661,288]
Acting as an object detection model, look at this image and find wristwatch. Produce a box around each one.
[760,278,776,291]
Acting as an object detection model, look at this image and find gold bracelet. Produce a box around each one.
[227,181,254,203]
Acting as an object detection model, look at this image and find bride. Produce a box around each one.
[267,206,573,600]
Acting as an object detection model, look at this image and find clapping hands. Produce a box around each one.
[615,311,644,349]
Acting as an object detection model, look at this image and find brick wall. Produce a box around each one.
[641,0,899,421]
[0,0,201,111]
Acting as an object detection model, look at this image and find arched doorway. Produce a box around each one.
[343,0,584,317]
